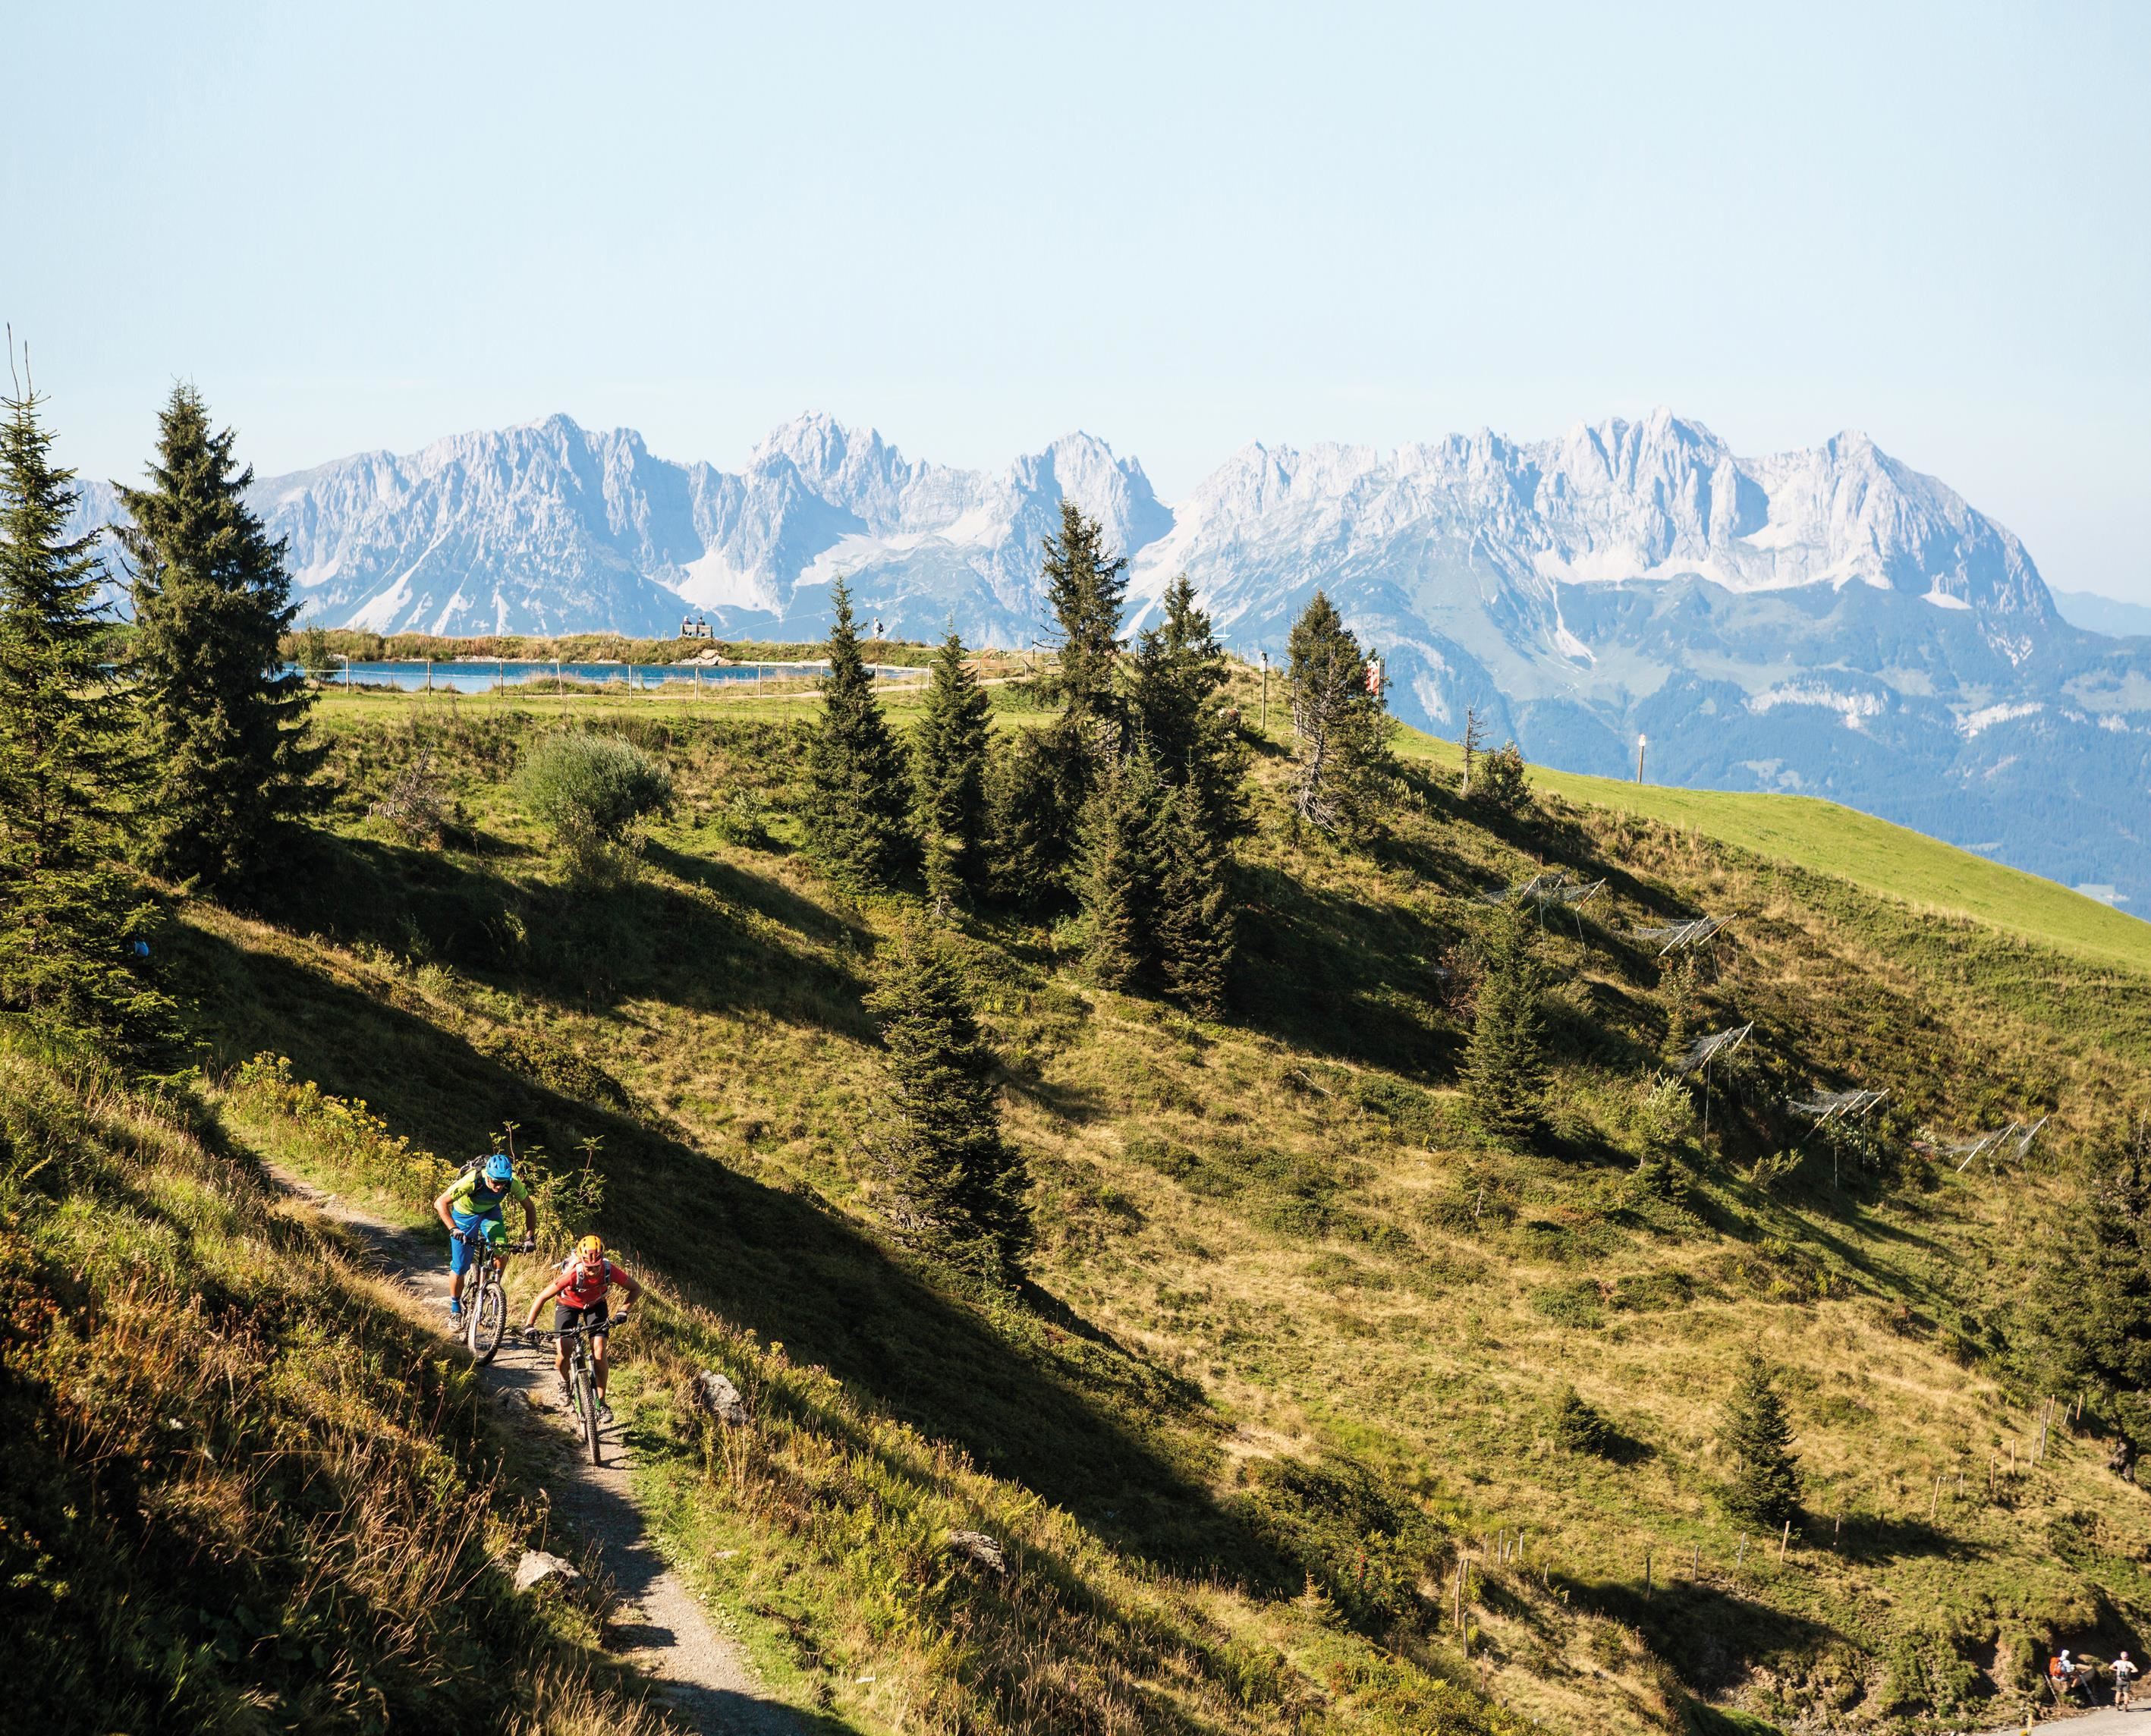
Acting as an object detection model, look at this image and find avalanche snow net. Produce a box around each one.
[1633,915,1729,957]
[1788,1087,1891,1185]
[1674,1022,1754,1077]
[1923,1116,2049,1174]
[1478,871,1608,935]
[1788,1088,1890,1126]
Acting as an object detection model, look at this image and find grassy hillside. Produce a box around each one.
[0,1021,676,1734]
[1392,725,2151,980]
[77,675,2151,1733]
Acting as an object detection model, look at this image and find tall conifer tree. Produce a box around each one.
[0,376,165,1040]
[803,578,912,890]
[982,726,1069,910]
[1720,1353,1804,1529]
[1131,573,1247,850]
[1462,901,1550,1143]
[1075,751,1158,989]
[2041,1124,2151,1401]
[911,627,992,904]
[1153,784,1234,1017]
[1040,499,1128,740]
[119,385,316,891]
[1285,590,1393,840]
[866,925,1030,1282]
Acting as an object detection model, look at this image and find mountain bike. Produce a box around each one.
[457,1228,534,1364]
[522,1318,622,1466]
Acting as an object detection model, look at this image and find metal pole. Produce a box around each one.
[1260,650,1269,734]
[1637,733,1647,783]
[426,657,432,693]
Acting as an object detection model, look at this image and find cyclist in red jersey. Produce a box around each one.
[524,1234,643,1421]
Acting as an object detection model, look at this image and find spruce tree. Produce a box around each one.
[1131,572,1248,849]
[1075,751,1157,989]
[118,384,316,891]
[1661,951,1700,1068]
[0,378,165,1042]
[1153,784,1233,1017]
[866,925,1030,1282]
[802,578,913,890]
[1462,901,1550,1143]
[911,627,992,905]
[1040,499,1128,740]
[1285,590,1394,839]
[2041,1123,2151,1402]
[982,722,1074,910]
[1720,1352,1803,1529]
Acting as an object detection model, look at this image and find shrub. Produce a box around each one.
[513,731,671,875]
[1469,741,1531,814]
[1552,1385,1615,1455]
[370,747,451,845]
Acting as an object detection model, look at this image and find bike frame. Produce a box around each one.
[524,1318,621,1467]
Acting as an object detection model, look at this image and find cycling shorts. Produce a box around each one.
[448,1208,505,1275]
[553,1298,611,1335]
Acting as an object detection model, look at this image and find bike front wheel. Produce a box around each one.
[470,1272,507,1363]
[578,1363,603,1466]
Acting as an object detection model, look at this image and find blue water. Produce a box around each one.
[304,660,920,693]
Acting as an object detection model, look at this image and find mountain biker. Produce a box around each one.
[523,1234,642,1423]
[433,1152,538,1322]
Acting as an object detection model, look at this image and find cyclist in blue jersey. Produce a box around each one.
[433,1151,538,1321]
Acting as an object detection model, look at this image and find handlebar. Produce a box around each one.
[454,1228,536,1254]
[518,1316,629,1343]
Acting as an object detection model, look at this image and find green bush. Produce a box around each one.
[1552,1385,1616,1455]
[513,731,671,873]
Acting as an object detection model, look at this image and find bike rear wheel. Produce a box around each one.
[470,1269,507,1363]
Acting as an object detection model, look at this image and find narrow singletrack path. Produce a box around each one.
[274,1167,802,1736]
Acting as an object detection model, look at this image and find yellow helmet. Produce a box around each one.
[575,1234,605,1261]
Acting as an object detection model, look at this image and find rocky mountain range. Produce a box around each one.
[74,408,2151,911]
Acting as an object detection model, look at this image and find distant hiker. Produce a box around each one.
[524,1234,641,1423]
[433,1151,538,1322]
[2050,1650,2077,1704]
[2117,1650,2139,1709]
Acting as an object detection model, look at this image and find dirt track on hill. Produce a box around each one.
[275,1168,803,1736]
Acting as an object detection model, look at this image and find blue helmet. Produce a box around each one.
[483,1152,514,1183]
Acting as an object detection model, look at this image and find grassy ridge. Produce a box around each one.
[1392,724,2151,979]
[143,689,2151,1734]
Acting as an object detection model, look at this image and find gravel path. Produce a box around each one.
[1980,1705,2151,1733]
[276,1168,803,1736]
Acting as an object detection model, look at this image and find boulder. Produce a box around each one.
[514,1550,584,1593]
[945,1530,1009,1575]
[696,1370,750,1426]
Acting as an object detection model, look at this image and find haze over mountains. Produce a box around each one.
[77,409,2151,910]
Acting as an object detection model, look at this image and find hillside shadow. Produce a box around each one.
[247,827,871,1030]
[179,917,1318,1592]
[643,841,867,949]
[1566,1574,1841,1698]
[1231,865,1466,1077]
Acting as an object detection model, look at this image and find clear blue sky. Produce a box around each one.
[6,2,2146,597]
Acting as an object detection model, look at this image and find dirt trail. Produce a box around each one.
[275,1168,803,1736]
